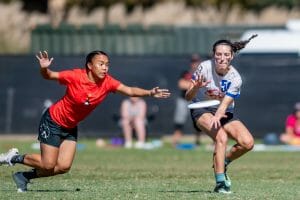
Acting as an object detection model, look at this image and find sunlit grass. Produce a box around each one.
[0,139,299,199]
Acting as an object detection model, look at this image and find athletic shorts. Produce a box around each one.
[38,109,78,148]
[190,107,239,128]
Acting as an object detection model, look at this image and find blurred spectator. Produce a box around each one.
[42,99,53,113]
[172,54,202,146]
[120,97,147,149]
[280,102,300,145]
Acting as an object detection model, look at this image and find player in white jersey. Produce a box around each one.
[186,35,257,194]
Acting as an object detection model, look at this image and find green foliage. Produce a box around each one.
[187,0,300,11]
[240,0,300,11]
[0,0,17,3]
[65,0,160,12]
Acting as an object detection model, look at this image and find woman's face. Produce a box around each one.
[87,54,109,81]
[214,44,233,75]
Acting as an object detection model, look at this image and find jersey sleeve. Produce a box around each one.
[58,69,77,85]
[224,75,242,99]
[107,75,121,92]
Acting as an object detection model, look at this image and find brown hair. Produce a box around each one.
[213,34,257,53]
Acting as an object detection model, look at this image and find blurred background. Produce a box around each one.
[0,0,299,139]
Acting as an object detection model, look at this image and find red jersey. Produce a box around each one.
[49,68,121,128]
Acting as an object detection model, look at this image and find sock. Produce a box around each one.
[22,169,38,180]
[215,173,225,183]
[11,154,25,164]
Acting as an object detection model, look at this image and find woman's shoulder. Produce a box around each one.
[200,59,213,67]
[198,59,213,72]
[228,66,242,79]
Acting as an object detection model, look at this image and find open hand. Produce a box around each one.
[210,113,227,129]
[191,72,210,89]
[150,87,171,98]
[36,51,53,69]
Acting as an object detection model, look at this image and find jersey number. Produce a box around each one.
[220,80,231,92]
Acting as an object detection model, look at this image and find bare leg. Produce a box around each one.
[37,140,76,177]
[224,120,254,162]
[196,113,228,173]
[172,129,183,146]
[133,117,146,143]
[121,118,133,145]
[213,130,228,173]
[23,143,59,170]
[23,140,76,177]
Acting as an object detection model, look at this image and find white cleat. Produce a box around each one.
[124,141,133,149]
[134,142,145,149]
[0,148,19,166]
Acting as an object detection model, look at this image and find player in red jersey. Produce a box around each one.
[0,50,170,192]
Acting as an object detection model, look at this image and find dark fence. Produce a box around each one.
[0,54,299,138]
[31,24,283,56]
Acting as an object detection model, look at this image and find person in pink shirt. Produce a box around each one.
[280,102,300,145]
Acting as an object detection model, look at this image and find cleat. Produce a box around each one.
[134,141,145,149]
[212,163,232,187]
[124,141,133,149]
[224,164,231,187]
[225,173,231,187]
[13,172,29,192]
[214,181,231,194]
[0,148,19,166]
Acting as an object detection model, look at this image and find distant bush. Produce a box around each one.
[64,0,300,12]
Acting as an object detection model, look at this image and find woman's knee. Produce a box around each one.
[41,161,56,171]
[241,136,254,151]
[56,164,72,174]
[215,132,228,145]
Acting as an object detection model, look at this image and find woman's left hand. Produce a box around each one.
[150,87,171,98]
[210,113,227,129]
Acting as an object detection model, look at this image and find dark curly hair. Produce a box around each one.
[213,34,257,53]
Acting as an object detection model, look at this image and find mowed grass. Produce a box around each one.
[0,139,300,200]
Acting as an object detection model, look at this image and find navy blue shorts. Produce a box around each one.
[38,109,78,148]
[190,107,239,129]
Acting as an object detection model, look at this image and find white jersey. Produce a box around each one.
[192,59,242,112]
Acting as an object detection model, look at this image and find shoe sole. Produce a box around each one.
[215,190,232,194]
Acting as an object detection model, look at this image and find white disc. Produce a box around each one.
[188,100,220,109]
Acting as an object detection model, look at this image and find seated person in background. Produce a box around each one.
[120,97,147,149]
[172,54,202,146]
[280,102,300,145]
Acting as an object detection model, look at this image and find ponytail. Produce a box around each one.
[213,34,257,53]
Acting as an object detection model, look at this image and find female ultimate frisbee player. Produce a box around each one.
[185,35,256,194]
[0,50,170,192]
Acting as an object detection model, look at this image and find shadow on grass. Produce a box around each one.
[159,189,212,194]
[0,189,81,193]
[31,189,80,192]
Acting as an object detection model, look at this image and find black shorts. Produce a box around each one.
[38,109,78,148]
[190,107,239,129]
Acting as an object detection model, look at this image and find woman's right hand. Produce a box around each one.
[36,51,53,69]
[191,73,210,89]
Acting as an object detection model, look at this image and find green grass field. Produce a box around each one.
[0,139,300,200]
